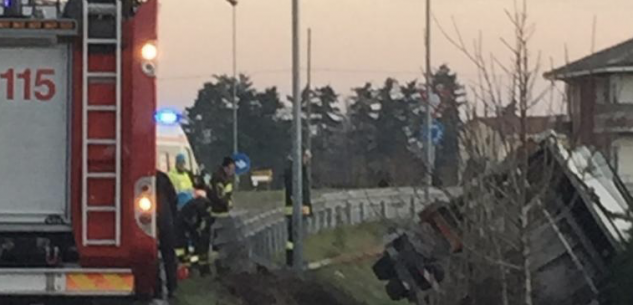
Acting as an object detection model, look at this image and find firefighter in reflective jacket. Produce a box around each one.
[284,150,312,267]
[208,157,236,217]
[168,154,195,210]
[207,157,236,273]
[170,153,206,275]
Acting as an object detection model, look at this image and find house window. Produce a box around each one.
[602,77,611,104]
[610,76,620,104]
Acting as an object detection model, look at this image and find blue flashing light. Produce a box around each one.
[155,109,181,126]
[3,0,11,8]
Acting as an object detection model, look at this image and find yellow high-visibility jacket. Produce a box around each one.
[168,169,194,194]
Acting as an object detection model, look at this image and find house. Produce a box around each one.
[544,37,633,189]
[460,110,569,180]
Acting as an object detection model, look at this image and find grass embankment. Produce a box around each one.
[305,222,406,305]
[174,190,401,305]
[173,276,241,305]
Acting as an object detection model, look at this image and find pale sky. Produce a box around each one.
[157,0,633,112]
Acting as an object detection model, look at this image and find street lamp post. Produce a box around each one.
[424,0,432,202]
[227,0,238,158]
[291,0,304,272]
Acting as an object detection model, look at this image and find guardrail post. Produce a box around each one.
[359,202,365,223]
[250,232,256,257]
[303,215,310,235]
[319,210,326,232]
[346,201,353,225]
[259,227,265,258]
[279,221,285,253]
[282,219,288,244]
[380,201,387,219]
[271,222,276,257]
[275,221,282,254]
[313,210,321,234]
[257,231,264,258]
[326,207,333,228]
[410,197,416,219]
[265,226,273,258]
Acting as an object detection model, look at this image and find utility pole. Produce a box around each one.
[306,28,313,190]
[228,0,238,157]
[291,0,304,272]
[424,0,433,202]
[227,0,239,189]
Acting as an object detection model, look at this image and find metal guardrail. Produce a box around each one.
[219,187,448,269]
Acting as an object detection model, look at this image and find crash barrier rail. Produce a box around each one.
[214,187,450,270]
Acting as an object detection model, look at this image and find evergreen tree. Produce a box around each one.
[183,75,289,188]
[432,64,466,186]
[347,79,425,186]
[303,85,344,187]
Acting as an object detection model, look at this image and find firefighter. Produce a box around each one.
[175,186,213,277]
[155,170,179,298]
[284,150,313,267]
[168,153,195,210]
[207,157,236,274]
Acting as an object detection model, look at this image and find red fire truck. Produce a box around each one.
[0,0,160,300]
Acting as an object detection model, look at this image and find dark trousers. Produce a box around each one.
[195,215,213,275]
[211,215,231,275]
[158,242,178,296]
[286,215,294,267]
[157,227,178,296]
[175,212,213,276]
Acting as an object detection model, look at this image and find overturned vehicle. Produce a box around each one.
[374,135,632,305]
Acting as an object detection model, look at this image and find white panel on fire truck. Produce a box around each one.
[0,273,48,294]
[0,44,69,225]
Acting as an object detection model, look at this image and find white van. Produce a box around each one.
[156,125,200,174]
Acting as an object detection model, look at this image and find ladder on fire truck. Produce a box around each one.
[81,0,122,247]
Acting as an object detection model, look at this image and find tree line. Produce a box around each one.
[183,65,464,190]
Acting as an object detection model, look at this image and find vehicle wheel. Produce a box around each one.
[373,253,396,280]
[386,279,409,301]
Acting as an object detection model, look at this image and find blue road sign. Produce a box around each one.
[421,120,444,145]
[232,153,251,176]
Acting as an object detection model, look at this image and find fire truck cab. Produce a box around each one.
[0,0,160,299]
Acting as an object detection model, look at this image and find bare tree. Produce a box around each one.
[415,1,589,305]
